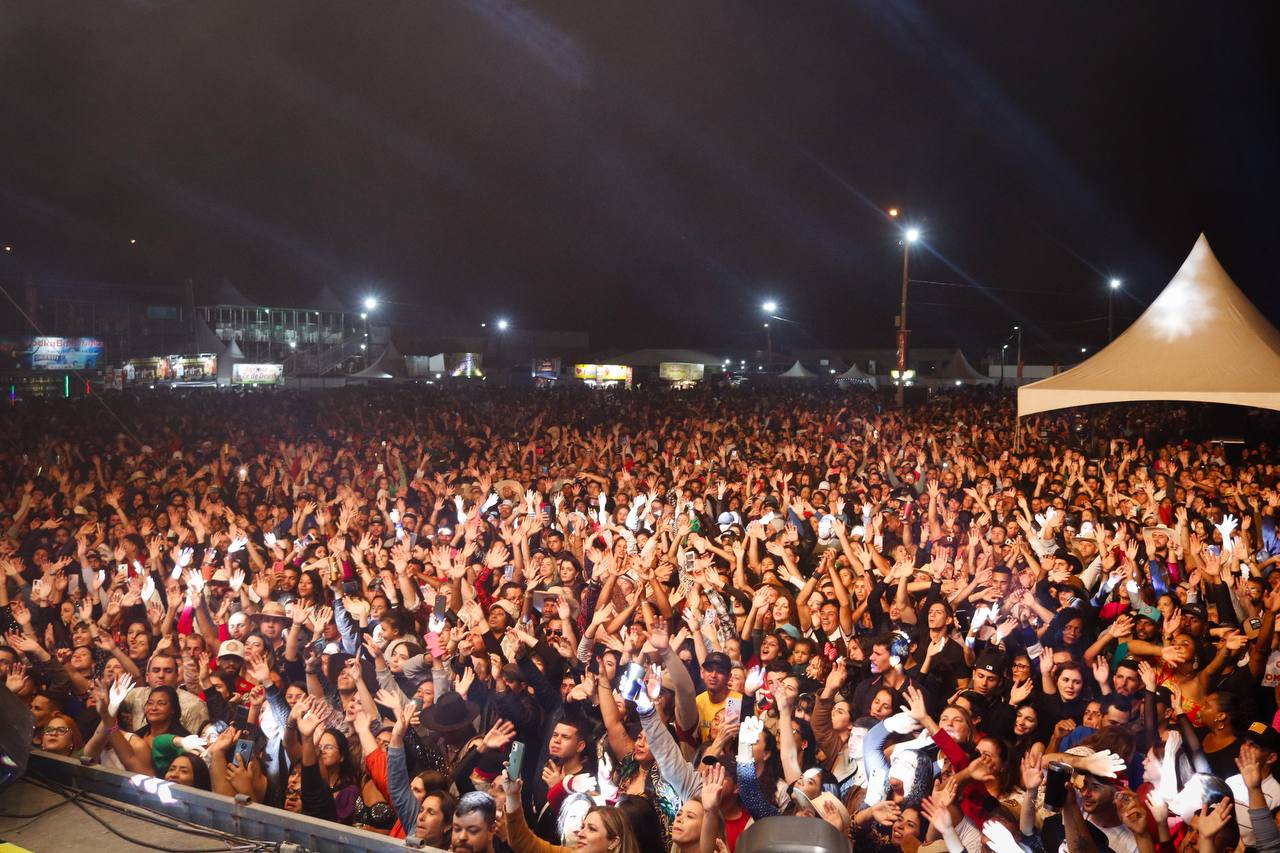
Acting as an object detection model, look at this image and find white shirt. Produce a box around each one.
[1227,772,1280,847]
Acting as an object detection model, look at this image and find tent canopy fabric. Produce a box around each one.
[835,363,877,385]
[928,349,995,386]
[778,360,818,379]
[1018,235,1280,416]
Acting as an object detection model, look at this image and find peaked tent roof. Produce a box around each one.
[608,348,728,367]
[307,285,349,313]
[1019,235,1280,416]
[204,277,257,307]
[778,360,817,379]
[835,362,877,384]
[351,341,406,379]
[930,349,996,386]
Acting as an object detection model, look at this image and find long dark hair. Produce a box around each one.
[321,727,358,788]
[134,686,190,737]
[174,753,212,790]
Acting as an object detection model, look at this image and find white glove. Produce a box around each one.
[599,494,608,516]
[178,734,206,756]
[263,533,277,548]
[183,568,205,594]
[109,673,135,716]
[595,752,617,802]
[141,576,157,602]
[884,712,919,735]
[228,537,247,554]
[229,569,245,592]
[738,715,764,747]
[982,820,1023,853]
[482,492,499,513]
[453,496,466,525]
[743,665,765,696]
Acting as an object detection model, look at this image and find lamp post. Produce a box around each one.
[761,301,777,369]
[1014,325,1022,384]
[1000,343,1008,387]
[1108,278,1121,342]
[896,227,921,408]
[494,318,509,370]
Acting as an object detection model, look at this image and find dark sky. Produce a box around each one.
[2,1,1278,356]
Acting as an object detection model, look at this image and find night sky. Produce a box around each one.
[2,1,1278,357]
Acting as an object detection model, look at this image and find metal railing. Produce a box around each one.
[22,751,439,853]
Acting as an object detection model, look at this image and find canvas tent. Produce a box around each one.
[927,349,995,388]
[1018,235,1280,416]
[834,363,877,386]
[349,341,405,382]
[778,360,817,379]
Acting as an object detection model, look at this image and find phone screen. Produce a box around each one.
[618,663,646,702]
[724,697,742,726]
[507,741,527,779]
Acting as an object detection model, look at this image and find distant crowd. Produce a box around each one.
[4,386,1280,853]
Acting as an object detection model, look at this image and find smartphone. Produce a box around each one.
[233,738,255,769]
[410,696,425,715]
[724,696,742,726]
[618,662,646,702]
[530,591,550,613]
[507,741,527,780]
[376,463,385,475]
[424,633,444,658]
[343,580,361,596]
[434,593,448,616]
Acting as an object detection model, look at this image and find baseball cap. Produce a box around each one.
[702,652,733,673]
[1244,722,1280,754]
[975,651,1004,674]
[217,639,246,659]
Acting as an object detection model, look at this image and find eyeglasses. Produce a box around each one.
[317,743,339,753]
[42,726,71,737]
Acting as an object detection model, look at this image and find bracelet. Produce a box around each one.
[103,725,120,736]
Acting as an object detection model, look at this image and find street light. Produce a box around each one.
[761,302,777,367]
[496,318,509,331]
[364,296,378,311]
[1108,278,1122,342]
[1014,326,1022,384]
[896,225,922,408]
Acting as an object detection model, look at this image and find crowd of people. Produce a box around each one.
[4,385,1280,853]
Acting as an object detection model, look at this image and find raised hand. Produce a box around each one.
[481,719,517,754]
[1020,750,1045,789]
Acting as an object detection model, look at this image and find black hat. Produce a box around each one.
[702,652,733,673]
[1244,722,1280,755]
[975,651,1005,675]
[990,563,1013,576]
[1181,603,1207,621]
[699,753,738,784]
[421,691,480,734]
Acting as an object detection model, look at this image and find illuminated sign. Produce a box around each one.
[25,337,104,370]
[167,354,218,382]
[574,364,631,382]
[659,362,705,381]
[231,363,284,385]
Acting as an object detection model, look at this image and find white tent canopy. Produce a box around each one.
[927,349,995,387]
[778,360,818,379]
[1018,235,1280,416]
[835,363,877,386]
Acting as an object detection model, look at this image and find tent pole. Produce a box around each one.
[1015,415,1022,452]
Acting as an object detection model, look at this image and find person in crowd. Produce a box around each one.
[4,386,1280,852]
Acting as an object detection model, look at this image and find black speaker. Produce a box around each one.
[735,815,851,853]
[0,683,35,792]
